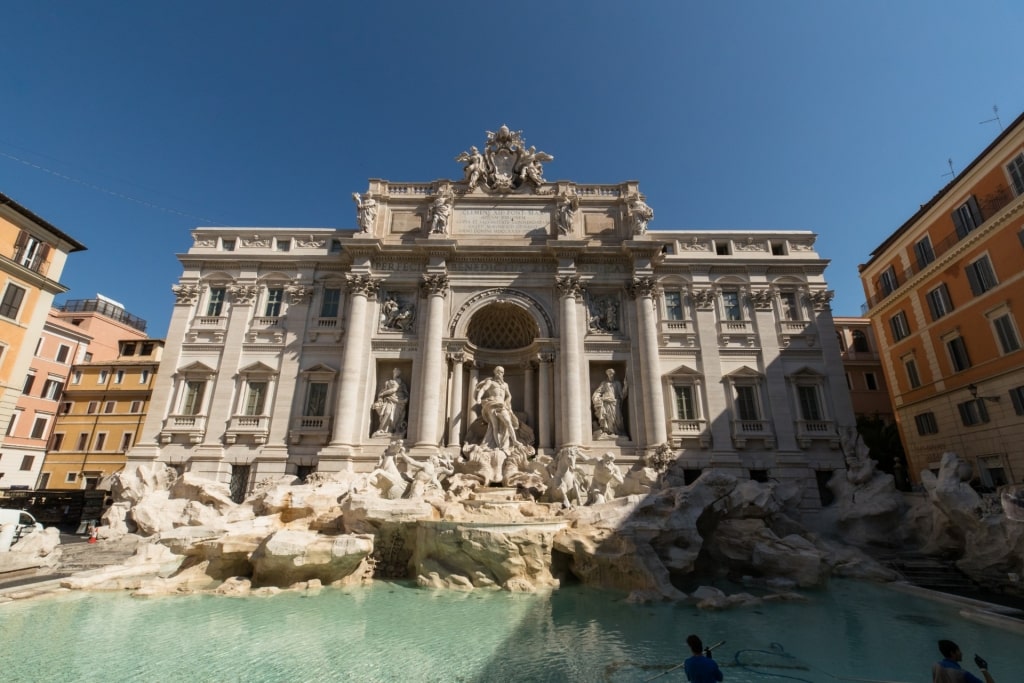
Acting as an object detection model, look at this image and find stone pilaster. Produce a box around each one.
[413,273,449,448]
[556,275,585,446]
[328,274,378,453]
[447,350,465,448]
[465,361,480,436]
[629,276,668,447]
[537,351,555,450]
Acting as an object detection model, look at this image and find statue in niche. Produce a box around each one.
[368,439,408,499]
[628,196,654,235]
[380,296,415,332]
[460,366,536,486]
[587,295,620,333]
[592,368,628,439]
[585,451,625,504]
[549,446,585,509]
[428,185,454,235]
[352,192,377,233]
[556,194,579,235]
[398,450,453,499]
[455,146,486,190]
[372,368,409,437]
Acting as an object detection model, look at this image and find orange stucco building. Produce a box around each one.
[859,112,1024,487]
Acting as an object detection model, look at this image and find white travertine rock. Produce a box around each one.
[170,473,236,512]
[130,495,187,536]
[111,463,178,504]
[250,530,374,587]
[0,527,61,573]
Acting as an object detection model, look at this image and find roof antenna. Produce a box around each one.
[979,105,1003,131]
[941,158,955,180]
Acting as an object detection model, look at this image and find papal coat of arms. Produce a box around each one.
[455,125,553,193]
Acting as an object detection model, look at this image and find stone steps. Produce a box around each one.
[886,556,981,591]
[56,538,142,574]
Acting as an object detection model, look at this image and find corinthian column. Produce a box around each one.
[629,276,668,446]
[556,275,585,446]
[331,274,378,447]
[414,273,449,448]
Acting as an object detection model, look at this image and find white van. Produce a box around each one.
[0,509,43,551]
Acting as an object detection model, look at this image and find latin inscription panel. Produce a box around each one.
[455,206,550,236]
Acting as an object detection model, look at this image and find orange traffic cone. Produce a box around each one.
[88,526,98,543]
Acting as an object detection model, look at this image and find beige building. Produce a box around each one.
[860,111,1024,487]
[833,317,894,422]
[129,128,854,506]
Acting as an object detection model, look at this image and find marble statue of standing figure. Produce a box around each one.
[352,192,378,233]
[628,196,654,235]
[474,366,520,452]
[456,146,486,190]
[372,368,409,437]
[555,193,579,235]
[592,368,627,438]
[428,186,454,235]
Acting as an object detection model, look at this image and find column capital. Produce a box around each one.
[345,273,380,297]
[689,286,716,309]
[808,289,834,311]
[171,283,200,305]
[537,351,556,364]
[421,273,450,297]
[227,284,258,305]
[286,282,312,304]
[627,276,658,299]
[446,350,465,365]
[555,275,584,300]
[749,287,774,310]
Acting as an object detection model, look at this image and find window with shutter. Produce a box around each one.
[952,196,983,239]
[914,236,935,269]
[925,284,953,320]
[965,255,998,296]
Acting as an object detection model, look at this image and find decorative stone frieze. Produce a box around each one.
[735,237,767,252]
[241,235,271,248]
[680,237,710,251]
[295,235,327,248]
[193,237,216,248]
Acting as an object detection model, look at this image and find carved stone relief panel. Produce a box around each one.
[379,291,417,333]
[586,293,622,335]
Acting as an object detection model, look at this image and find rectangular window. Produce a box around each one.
[42,379,62,400]
[992,314,1021,354]
[98,370,109,384]
[864,372,879,391]
[206,287,226,317]
[735,385,760,421]
[1010,386,1024,415]
[914,236,935,270]
[276,238,290,252]
[60,401,72,414]
[122,342,136,356]
[141,342,154,356]
[330,239,342,253]
[304,382,328,416]
[76,433,88,450]
[22,374,35,394]
[103,401,115,414]
[182,381,205,415]
[264,288,283,317]
[130,400,143,413]
[1007,152,1024,195]
[87,401,99,414]
[965,255,998,296]
[952,196,983,239]
[779,292,800,321]
[947,336,971,372]
[114,370,124,384]
[879,266,899,296]
[245,381,268,415]
[664,292,683,321]
[34,338,43,356]
[84,352,93,361]
[65,472,77,483]
[222,239,236,251]
[138,370,150,384]
[320,288,341,318]
[72,370,82,384]
[905,358,921,389]
[797,385,822,420]
[925,284,953,320]
[19,455,34,471]
[94,433,107,450]
[30,417,48,439]
[51,433,64,451]
[958,399,990,426]
[119,432,133,452]
[14,232,45,269]
[715,240,731,255]
[674,385,696,420]
[0,283,27,319]
[889,311,910,341]
[55,344,70,363]
[722,290,742,321]
[914,412,939,435]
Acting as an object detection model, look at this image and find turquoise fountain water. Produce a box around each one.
[1,579,1020,682]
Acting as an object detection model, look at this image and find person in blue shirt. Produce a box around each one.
[932,639,994,683]
[683,634,723,683]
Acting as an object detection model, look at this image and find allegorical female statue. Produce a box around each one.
[592,368,627,438]
[372,368,409,437]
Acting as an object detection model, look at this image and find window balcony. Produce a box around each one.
[288,415,332,445]
[669,418,711,448]
[225,415,269,444]
[777,319,816,348]
[717,319,756,347]
[731,419,775,450]
[795,419,840,449]
[160,415,207,444]
[658,319,698,347]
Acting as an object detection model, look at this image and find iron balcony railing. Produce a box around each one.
[60,299,147,332]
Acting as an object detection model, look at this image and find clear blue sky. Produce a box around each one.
[2,1,1022,337]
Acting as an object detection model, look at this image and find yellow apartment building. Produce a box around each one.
[40,338,163,489]
[860,112,1024,488]
[0,192,86,449]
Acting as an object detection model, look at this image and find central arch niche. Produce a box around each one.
[466,302,539,350]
